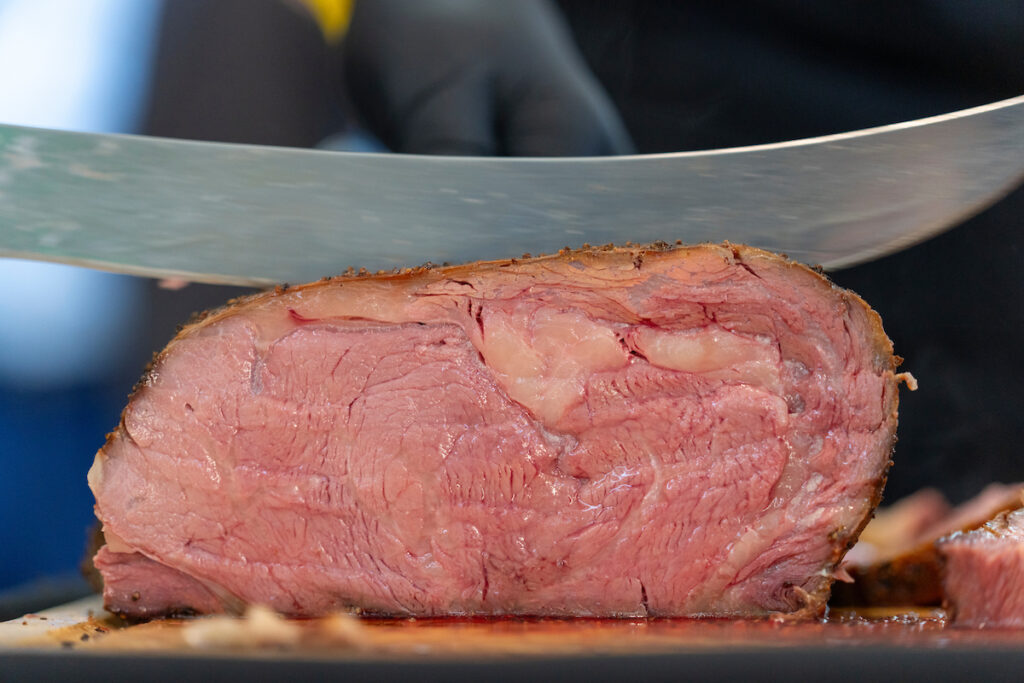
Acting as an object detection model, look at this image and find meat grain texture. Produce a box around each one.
[939,506,1024,628]
[89,244,902,619]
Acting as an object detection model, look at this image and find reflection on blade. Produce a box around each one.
[1,94,1023,285]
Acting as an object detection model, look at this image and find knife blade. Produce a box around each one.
[2,94,1023,287]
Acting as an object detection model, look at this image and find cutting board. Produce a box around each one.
[4,596,1024,656]
[6,599,1024,682]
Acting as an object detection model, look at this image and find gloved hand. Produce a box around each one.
[342,0,633,156]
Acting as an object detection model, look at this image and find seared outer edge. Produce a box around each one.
[734,248,899,617]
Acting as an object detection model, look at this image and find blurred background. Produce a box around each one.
[0,0,161,610]
[1,0,1022,614]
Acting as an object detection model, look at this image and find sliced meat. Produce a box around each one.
[841,488,951,568]
[939,506,1024,628]
[833,483,1024,606]
[88,243,902,618]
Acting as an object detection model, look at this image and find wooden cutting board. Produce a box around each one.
[4,596,1024,659]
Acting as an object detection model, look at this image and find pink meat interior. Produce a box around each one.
[940,507,1024,628]
[90,247,897,618]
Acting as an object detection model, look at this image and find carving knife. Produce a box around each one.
[1,94,1023,286]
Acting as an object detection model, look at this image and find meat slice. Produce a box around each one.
[844,488,952,566]
[88,244,903,619]
[939,506,1024,628]
[833,484,1024,606]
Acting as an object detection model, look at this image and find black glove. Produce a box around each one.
[342,0,633,156]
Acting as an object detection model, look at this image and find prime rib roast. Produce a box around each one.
[88,243,904,619]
